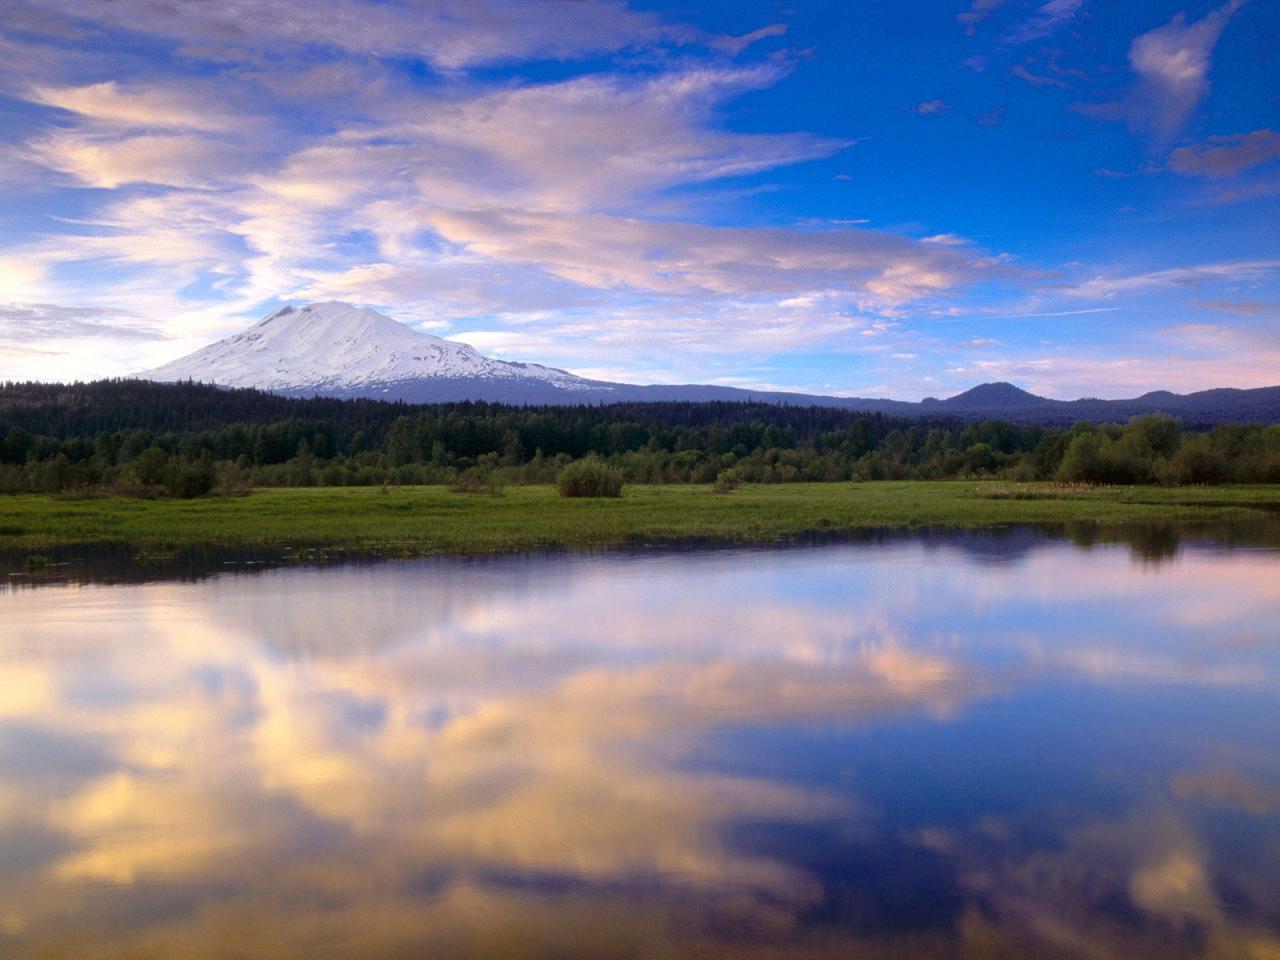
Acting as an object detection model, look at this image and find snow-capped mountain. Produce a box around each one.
[141,302,602,399]
[136,301,1280,420]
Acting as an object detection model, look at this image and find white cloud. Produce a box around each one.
[1064,259,1280,300]
[1127,0,1244,143]
[11,53,1006,382]
[8,0,673,71]
[1007,0,1083,43]
[25,131,243,188]
[27,81,239,131]
[710,23,788,57]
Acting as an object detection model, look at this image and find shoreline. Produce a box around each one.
[3,482,1279,561]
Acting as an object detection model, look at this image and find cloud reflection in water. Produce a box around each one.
[1,533,1278,957]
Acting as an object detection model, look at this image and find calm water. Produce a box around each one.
[2,528,1279,958]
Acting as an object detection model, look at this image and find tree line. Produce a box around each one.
[1,380,1277,496]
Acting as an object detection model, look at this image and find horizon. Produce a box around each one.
[126,298,1280,403]
[1,1,1278,400]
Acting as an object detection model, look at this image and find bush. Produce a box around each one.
[1055,433,1102,484]
[557,458,624,498]
[451,469,504,496]
[712,468,739,494]
[1169,436,1229,485]
[169,455,217,498]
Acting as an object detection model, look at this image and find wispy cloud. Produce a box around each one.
[7,0,673,71]
[27,81,240,132]
[1063,259,1280,299]
[1124,0,1245,145]
[1168,129,1280,178]
[24,131,247,188]
[710,23,788,57]
[956,0,1012,36]
[1,0,1275,392]
[1191,297,1278,317]
[1012,64,1069,89]
[1006,0,1084,44]
[0,303,163,340]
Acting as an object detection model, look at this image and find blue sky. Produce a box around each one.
[0,0,1277,398]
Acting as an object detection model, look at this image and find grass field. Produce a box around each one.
[2,481,1278,558]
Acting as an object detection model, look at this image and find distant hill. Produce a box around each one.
[129,301,1280,426]
[917,381,1280,425]
[928,382,1046,411]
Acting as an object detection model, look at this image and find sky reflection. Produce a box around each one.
[2,531,1279,958]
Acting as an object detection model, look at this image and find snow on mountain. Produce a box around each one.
[135,301,1280,421]
[141,302,596,392]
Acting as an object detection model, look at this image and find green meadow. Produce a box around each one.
[2,481,1278,558]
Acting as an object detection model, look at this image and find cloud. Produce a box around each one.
[10,54,1002,379]
[915,99,950,115]
[1006,0,1084,43]
[395,66,847,210]
[24,131,244,188]
[1168,129,1280,177]
[0,256,49,301]
[942,339,1280,398]
[710,23,788,57]
[1172,769,1280,815]
[1192,297,1277,316]
[0,301,179,379]
[426,208,995,305]
[6,0,1271,394]
[956,0,1012,36]
[1012,64,1069,89]
[0,555,996,953]
[27,81,238,131]
[8,0,672,71]
[1191,176,1280,206]
[1129,847,1218,924]
[1064,258,1280,299]
[10,61,878,371]
[0,303,163,340]
[1126,0,1245,144]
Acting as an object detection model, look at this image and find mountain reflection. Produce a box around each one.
[2,534,1279,958]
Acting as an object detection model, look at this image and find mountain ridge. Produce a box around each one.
[143,302,594,393]
[138,302,1280,425]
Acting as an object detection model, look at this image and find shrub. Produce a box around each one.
[1055,433,1102,484]
[712,468,739,494]
[451,469,505,496]
[169,456,217,498]
[557,458,624,498]
[1169,436,1229,485]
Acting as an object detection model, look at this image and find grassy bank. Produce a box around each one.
[2,482,1278,557]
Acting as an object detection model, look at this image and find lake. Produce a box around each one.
[2,526,1279,958]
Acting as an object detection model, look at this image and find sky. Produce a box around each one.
[0,0,1277,399]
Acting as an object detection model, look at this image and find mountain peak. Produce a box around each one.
[944,382,1045,409]
[139,302,591,394]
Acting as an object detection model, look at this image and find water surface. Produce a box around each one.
[2,528,1279,958]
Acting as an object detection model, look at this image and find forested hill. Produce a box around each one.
[2,379,1278,495]
[4,378,949,443]
[5,379,1280,437]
